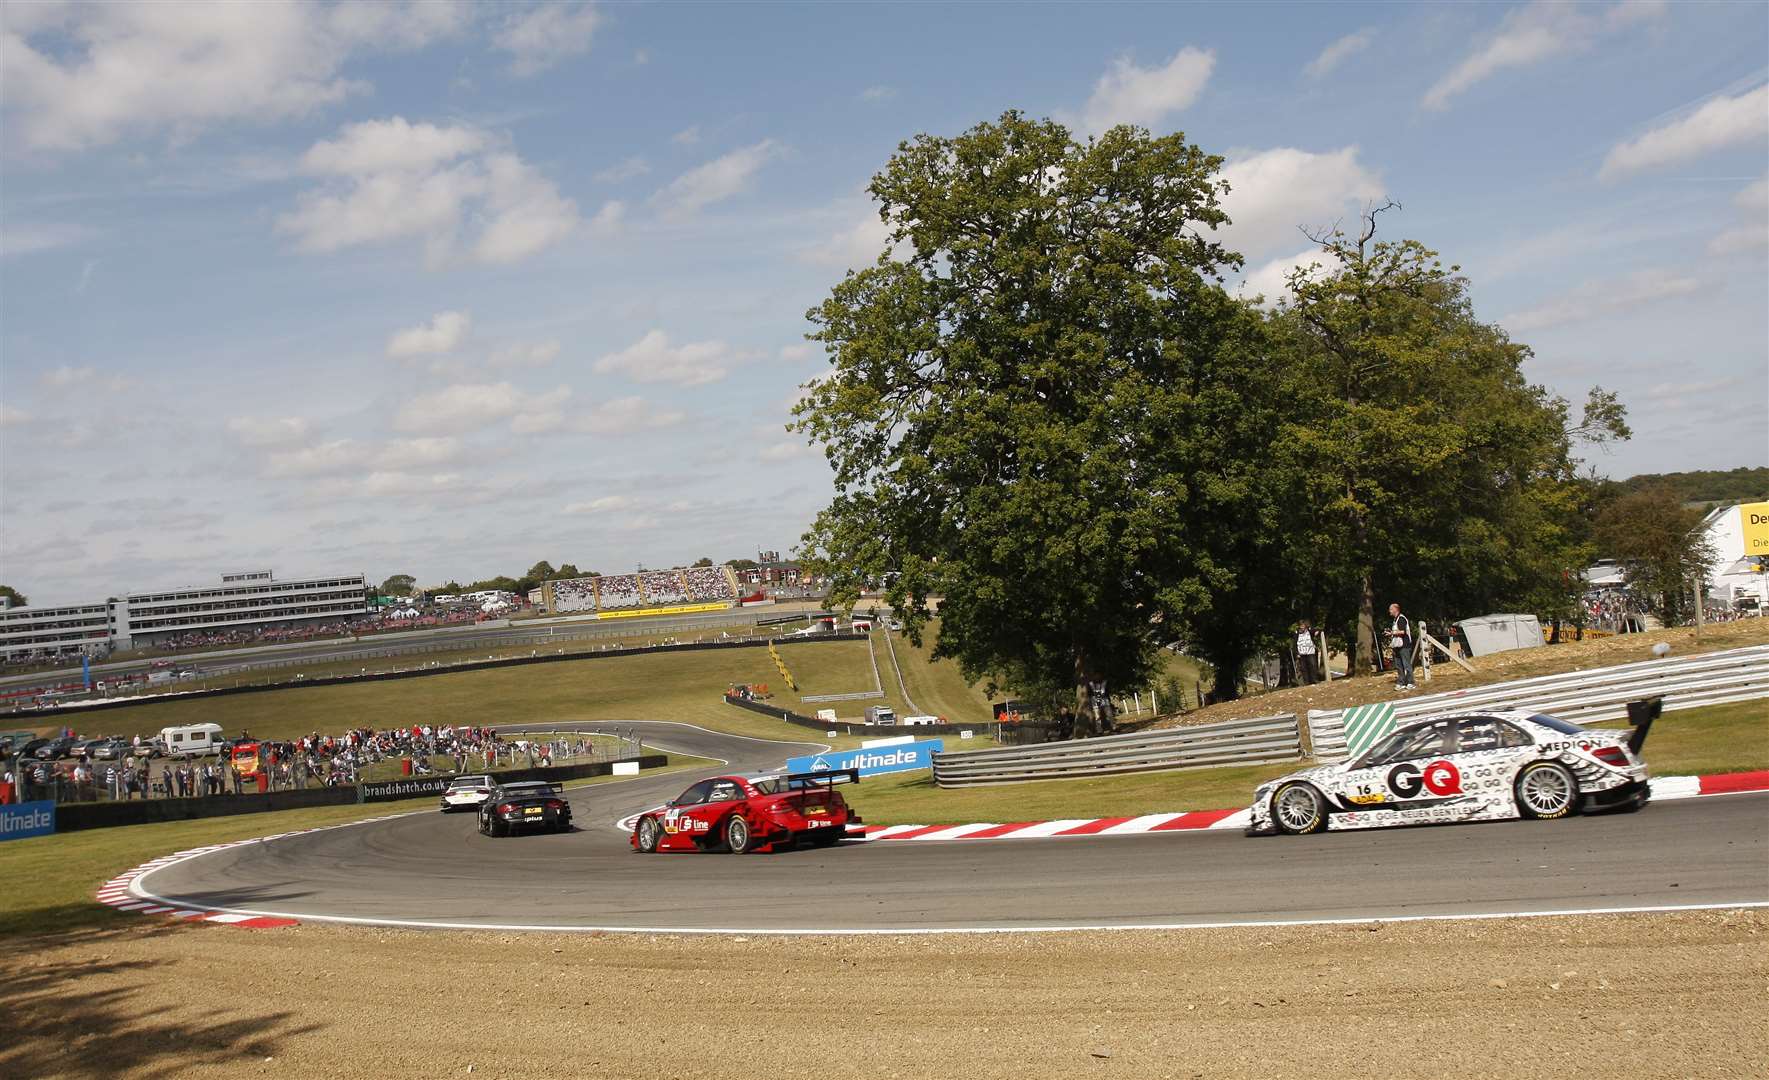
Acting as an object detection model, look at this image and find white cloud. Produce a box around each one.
[801,210,899,267]
[589,199,626,236]
[1599,85,1769,182]
[1216,146,1384,261]
[778,343,815,363]
[672,125,701,146]
[225,415,311,447]
[490,341,562,369]
[578,396,686,434]
[0,222,98,258]
[308,469,471,500]
[39,365,131,392]
[393,381,570,433]
[1235,247,1344,306]
[1,1,465,153]
[594,156,650,183]
[758,441,812,462]
[1709,176,1769,256]
[1304,29,1374,79]
[861,85,897,102]
[278,117,580,267]
[650,140,780,220]
[0,404,30,428]
[562,495,631,514]
[265,437,361,478]
[494,1,600,77]
[377,436,463,470]
[386,310,471,359]
[1500,268,1699,332]
[1081,47,1215,133]
[1424,1,1666,111]
[594,330,741,386]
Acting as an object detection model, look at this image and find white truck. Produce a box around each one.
[158,722,224,758]
[863,705,897,726]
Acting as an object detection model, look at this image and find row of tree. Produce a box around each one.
[791,112,1711,724]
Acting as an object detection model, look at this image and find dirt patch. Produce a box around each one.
[1148,619,1769,730]
[5,910,1764,1079]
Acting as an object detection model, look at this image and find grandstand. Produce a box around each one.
[542,565,737,615]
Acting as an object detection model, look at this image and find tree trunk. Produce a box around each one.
[1358,570,1378,674]
[1211,651,1243,703]
[1072,649,1095,739]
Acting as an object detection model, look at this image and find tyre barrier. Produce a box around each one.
[930,714,1302,787]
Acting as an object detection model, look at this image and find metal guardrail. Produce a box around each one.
[1307,644,1769,762]
[930,713,1301,787]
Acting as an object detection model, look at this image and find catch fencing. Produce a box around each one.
[930,713,1301,787]
[1306,643,1769,762]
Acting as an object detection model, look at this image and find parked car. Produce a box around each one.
[33,735,81,760]
[631,769,861,854]
[477,782,572,836]
[89,739,132,761]
[1247,704,1655,836]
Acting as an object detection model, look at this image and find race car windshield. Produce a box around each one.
[1529,714,1586,735]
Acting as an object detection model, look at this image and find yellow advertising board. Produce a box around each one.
[597,601,733,620]
[1740,502,1769,559]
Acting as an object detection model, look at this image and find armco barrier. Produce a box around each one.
[358,754,666,802]
[50,754,670,830]
[6,633,867,723]
[930,713,1301,787]
[722,693,1039,740]
[1307,643,1769,763]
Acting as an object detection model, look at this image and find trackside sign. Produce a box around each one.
[786,740,944,778]
[0,799,56,841]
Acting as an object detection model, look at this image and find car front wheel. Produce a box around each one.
[725,815,753,854]
[1272,782,1327,835]
[1515,762,1577,819]
[636,817,662,853]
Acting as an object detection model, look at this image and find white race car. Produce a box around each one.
[1247,706,1654,835]
[439,774,495,813]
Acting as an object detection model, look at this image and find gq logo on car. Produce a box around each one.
[1386,759,1463,799]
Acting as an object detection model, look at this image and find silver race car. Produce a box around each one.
[1248,703,1655,835]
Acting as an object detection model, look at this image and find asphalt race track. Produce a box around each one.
[132,723,1769,933]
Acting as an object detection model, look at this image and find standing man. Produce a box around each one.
[1295,619,1319,685]
[1387,602,1416,691]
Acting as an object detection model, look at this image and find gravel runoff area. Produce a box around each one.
[5,910,1765,1079]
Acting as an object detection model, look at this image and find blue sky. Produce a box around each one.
[2,0,1765,605]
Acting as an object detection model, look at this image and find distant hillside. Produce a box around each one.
[1604,467,1769,508]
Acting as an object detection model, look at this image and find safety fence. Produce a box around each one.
[722,693,1036,741]
[1306,644,1769,762]
[930,713,1301,787]
[43,754,668,832]
[4,632,867,722]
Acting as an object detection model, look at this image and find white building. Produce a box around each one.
[0,602,115,661]
[1701,501,1769,608]
[0,570,370,661]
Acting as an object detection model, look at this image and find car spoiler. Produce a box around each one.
[783,768,860,789]
[1625,696,1662,756]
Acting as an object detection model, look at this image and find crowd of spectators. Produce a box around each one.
[1583,589,1650,633]
[683,565,736,602]
[597,574,643,609]
[2,722,625,806]
[551,577,598,612]
[637,570,691,606]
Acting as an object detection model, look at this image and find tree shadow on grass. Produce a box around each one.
[0,920,321,1080]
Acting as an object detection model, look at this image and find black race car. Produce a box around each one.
[477,781,573,836]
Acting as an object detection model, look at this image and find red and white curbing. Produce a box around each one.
[95,772,1769,929]
[844,770,1769,843]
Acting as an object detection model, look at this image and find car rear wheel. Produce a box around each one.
[636,817,662,853]
[1272,782,1327,835]
[725,815,753,854]
[1515,762,1577,819]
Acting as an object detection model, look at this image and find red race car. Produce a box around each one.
[631,769,861,854]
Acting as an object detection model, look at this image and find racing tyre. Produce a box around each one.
[1515,762,1577,819]
[725,815,753,854]
[636,817,662,853]
[1272,782,1327,835]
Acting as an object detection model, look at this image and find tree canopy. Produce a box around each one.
[0,585,28,608]
[794,111,1635,718]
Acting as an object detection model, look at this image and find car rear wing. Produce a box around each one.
[1625,696,1661,756]
[783,768,860,789]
